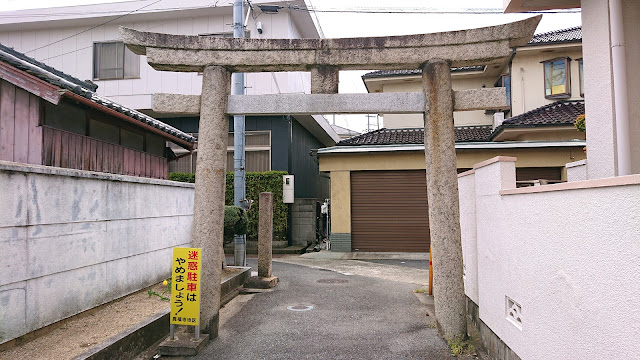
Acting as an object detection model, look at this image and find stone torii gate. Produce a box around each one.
[121,15,539,340]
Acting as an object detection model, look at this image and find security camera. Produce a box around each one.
[256,21,263,34]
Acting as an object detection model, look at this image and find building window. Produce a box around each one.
[577,58,584,97]
[227,131,271,172]
[498,74,511,106]
[542,57,571,99]
[93,41,140,80]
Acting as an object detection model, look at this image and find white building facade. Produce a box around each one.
[0,0,320,113]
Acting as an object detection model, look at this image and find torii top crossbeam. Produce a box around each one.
[120,16,540,73]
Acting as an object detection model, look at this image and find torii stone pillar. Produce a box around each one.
[191,66,231,336]
[121,15,540,341]
[422,60,467,339]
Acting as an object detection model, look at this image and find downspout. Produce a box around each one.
[609,0,631,176]
[508,47,516,111]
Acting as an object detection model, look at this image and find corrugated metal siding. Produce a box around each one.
[290,118,330,199]
[351,170,430,252]
[162,115,329,200]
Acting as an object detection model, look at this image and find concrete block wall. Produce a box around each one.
[0,161,194,345]
[458,156,640,360]
[291,198,316,246]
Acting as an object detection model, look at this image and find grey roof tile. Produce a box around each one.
[0,42,194,144]
[501,100,584,127]
[528,26,581,45]
[337,125,493,146]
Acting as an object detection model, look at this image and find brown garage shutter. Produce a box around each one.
[351,170,430,252]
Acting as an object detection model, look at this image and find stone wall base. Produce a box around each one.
[467,297,521,360]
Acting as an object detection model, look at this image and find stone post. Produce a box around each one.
[244,192,279,288]
[421,60,468,340]
[258,192,273,278]
[191,65,231,338]
[311,66,339,94]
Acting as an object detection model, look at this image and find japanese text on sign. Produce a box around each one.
[170,247,202,326]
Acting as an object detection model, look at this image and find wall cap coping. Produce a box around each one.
[472,156,517,170]
[457,169,475,178]
[566,159,587,168]
[500,173,640,196]
[0,161,195,188]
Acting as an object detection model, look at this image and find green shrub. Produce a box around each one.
[169,172,195,183]
[169,171,288,241]
[224,206,248,244]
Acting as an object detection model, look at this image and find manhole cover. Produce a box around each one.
[316,278,349,284]
[287,305,314,311]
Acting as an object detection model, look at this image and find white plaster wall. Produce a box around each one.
[566,159,587,182]
[457,172,478,304]
[0,162,194,345]
[0,11,310,111]
[459,158,640,359]
[581,0,617,179]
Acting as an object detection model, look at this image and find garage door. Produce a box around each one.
[351,170,430,252]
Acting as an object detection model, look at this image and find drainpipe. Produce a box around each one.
[609,0,631,176]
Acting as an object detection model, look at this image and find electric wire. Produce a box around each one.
[21,0,166,54]
[0,4,581,19]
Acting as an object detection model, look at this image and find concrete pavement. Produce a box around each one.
[192,258,454,360]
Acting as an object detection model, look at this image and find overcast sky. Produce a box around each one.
[0,0,581,132]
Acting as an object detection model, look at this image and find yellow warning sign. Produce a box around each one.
[170,247,202,326]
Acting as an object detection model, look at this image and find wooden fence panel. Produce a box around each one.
[13,88,30,163]
[0,80,16,161]
[27,94,42,165]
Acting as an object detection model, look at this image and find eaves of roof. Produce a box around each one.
[318,140,587,155]
[0,42,195,148]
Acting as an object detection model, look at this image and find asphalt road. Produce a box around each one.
[193,260,454,360]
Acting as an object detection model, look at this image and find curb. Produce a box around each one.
[73,310,169,360]
[75,266,251,360]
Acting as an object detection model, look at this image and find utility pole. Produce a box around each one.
[233,0,247,267]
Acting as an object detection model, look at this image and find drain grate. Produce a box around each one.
[316,278,349,284]
[287,305,314,311]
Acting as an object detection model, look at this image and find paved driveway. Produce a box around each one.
[194,259,454,360]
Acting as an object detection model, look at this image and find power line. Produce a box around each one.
[306,0,325,39]
[36,21,168,62]
[23,0,165,54]
[291,6,581,15]
[0,5,581,19]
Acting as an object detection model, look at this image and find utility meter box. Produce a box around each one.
[283,175,294,204]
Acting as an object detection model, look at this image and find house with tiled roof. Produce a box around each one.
[0,41,194,179]
[316,26,587,253]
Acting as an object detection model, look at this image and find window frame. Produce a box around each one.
[576,58,584,98]
[498,73,511,108]
[226,130,271,172]
[93,41,140,81]
[541,57,571,100]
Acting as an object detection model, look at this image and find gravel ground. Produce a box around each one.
[0,268,242,360]
[0,283,170,360]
